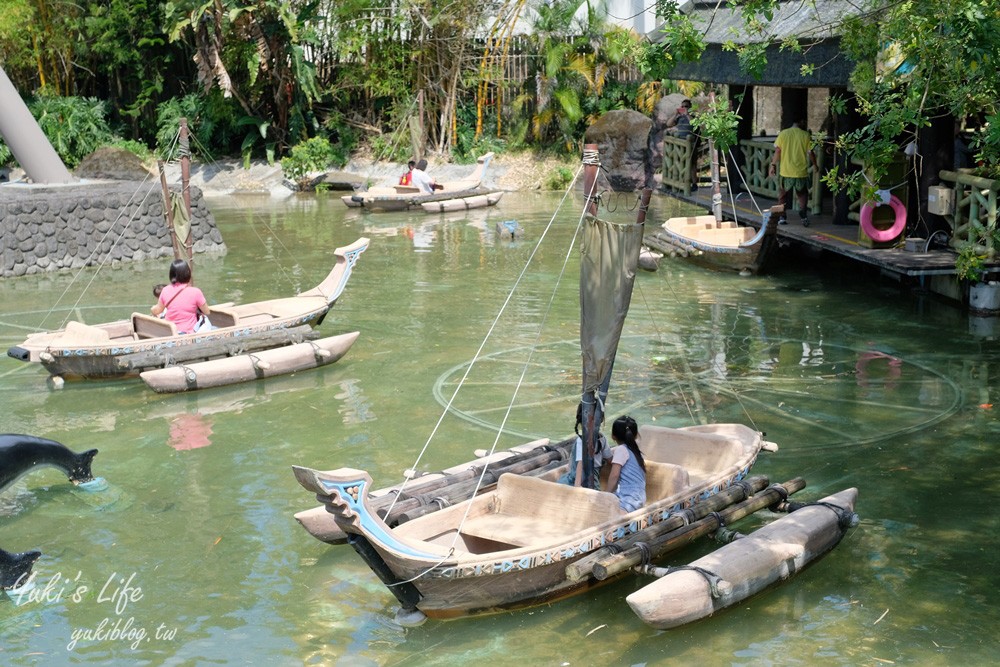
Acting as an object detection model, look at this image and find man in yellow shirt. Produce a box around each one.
[769,118,817,226]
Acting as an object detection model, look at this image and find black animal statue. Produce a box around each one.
[0,548,41,590]
[0,434,98,493]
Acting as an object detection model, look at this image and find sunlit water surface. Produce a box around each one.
[1,190,998,665]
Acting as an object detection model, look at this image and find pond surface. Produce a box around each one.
[1,189,998,665]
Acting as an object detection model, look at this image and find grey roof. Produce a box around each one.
[654,0,862,44]
[649,0,864,86]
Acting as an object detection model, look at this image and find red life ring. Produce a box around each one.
[860,195,906,242]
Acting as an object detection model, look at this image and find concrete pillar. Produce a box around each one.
[0,66,75,184]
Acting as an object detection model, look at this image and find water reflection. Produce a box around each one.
[1,193,999,664]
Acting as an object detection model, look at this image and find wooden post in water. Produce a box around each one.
[179,118,194,273]
[708,92,723,222]
[158,160,181,260]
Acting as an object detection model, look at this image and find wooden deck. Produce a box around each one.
[661,185,960,279]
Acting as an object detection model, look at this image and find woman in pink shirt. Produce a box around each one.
[150,259,211,334]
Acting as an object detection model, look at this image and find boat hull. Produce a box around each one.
[626,487,858,629]
[341,153,497,213]
[294,423,767,618]
[6,238,369,380]
[139,332,359,392]
[646,214,778,274]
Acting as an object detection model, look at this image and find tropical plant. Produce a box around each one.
[281,136,338,181]
[165,0,323,157]
[544,166,574,190]
[955,246,987,283]
[512,0,642,154]
[30,94,114,168]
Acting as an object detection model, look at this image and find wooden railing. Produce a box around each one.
[938,170,1000,255]
[660,134,827,214]
[738,137,824,215]
[660,136,696,194]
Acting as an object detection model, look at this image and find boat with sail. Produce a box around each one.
[293,147,855,625]
[7,237,369,381]
[342,153,501,213]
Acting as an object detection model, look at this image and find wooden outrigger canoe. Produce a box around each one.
[627,487,858,629]
[342,153,500,213]
[139,331,360,393]
[293,147,856,626]
[294,423,772,622]
[7,238,369,380]
[645,212,779,275]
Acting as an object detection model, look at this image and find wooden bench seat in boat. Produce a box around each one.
[692,227,754,245]
[644,460,690,502]
[61,321,111,345]
[457,474,621,547]
[393,185,421,194]
[639,425,750,485]
[132,312,177,339]
[206,306,239,328]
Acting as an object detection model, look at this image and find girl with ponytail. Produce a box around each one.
[607,415,646,512]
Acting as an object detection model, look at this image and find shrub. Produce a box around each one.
[29,94,113,168]
[544,166,574,190]
[282,136,338,181]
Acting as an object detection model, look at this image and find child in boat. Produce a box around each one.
[399,161,415,186]
[151,259,211,334]
[607,415,647,512]
[152,284,167,318]
[558,402,611,490]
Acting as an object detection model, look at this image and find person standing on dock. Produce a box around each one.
[770,118,817,226]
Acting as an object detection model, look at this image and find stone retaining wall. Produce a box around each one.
[0,181,225,278]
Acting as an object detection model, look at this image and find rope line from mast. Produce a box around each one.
[385,160,592,556]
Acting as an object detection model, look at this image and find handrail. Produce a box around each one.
[938,170,1000,255]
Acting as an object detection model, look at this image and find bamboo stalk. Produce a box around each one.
[591,478,806,581]
[565,474,771,582]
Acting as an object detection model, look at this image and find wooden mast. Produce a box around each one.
[580,144,600,489]
[579,143,652,489]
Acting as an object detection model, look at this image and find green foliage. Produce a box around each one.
[691,98,740,152]
[281,136,338,181]
[30,94,114,168]
[368,135,412,163]
[155,92,242,161]
[512,0,646,155]
[544,166,574,190]
[453,102,508,162]
[107,138,154,161]
[955,246,987,282]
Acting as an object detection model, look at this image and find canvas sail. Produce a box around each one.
[580,214,644,397]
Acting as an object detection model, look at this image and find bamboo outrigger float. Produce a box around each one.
[139,331,360,393]
[7,238,369,381]
[293,147,858,626]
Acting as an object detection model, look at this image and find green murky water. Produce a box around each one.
[1,190,998,665]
